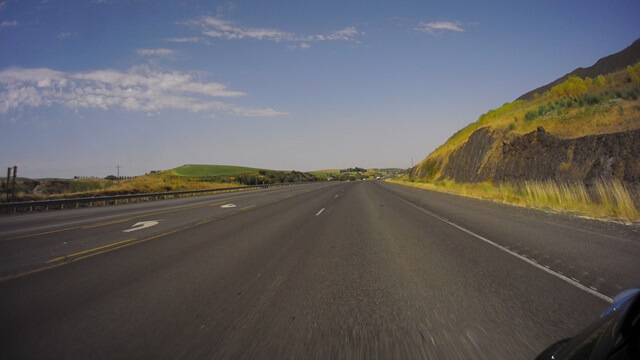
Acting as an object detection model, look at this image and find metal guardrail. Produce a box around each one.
[0,183,299,213]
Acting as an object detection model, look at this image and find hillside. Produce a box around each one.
[171,164,319,185]
[1,164,320,202]
[518,38,640,101]
[312,168,404,181]
[171,164,265,177]
[414,61,640,181]
[407,42,640,221]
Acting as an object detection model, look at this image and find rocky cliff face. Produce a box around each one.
[415,127,640,185]
[495,127,640,185]
[441,127,496,183]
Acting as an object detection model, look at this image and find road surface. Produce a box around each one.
[1,181,639,359]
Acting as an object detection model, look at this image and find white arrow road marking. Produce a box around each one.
[221,204,237,208]
[316,208,325,216]
[123,221,160,233]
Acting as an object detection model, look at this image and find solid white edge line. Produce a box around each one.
[316,208,325,216]
[389,192,614,304]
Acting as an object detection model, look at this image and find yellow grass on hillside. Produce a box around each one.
[422,64,640,177]
[14,172,237,202]
[390,177,640,222]
[104,173,234,193]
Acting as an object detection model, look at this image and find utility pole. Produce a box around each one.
[411,157,414,168]
[12,165,17,201]
[5,167,10,202]
[116,165,121,180]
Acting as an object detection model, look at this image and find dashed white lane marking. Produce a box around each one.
[315,208,325,216]
[388,192,614,304]
[335,194,339,198]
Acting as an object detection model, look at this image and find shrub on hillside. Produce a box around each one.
[627,62,640,85]
[525,110,537,121]
[551,76,588,98]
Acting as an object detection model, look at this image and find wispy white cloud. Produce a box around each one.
[136,48,176,56]
[1,20,17,27]
[0,66,286,117]
[165,36,201,43]
[186,16,362,45]
[195,17,294,42]
[416,21,464,35]
[57,32,72,39]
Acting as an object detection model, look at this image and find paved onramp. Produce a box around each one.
[1,181,638,359]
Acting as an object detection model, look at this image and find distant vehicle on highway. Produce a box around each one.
[536,288,640,359]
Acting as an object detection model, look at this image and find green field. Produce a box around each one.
[311,168,405,181]
[171,164,266,177]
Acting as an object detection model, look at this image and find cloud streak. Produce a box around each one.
[164,37,201,43]
[136,48,176,56]
[416,21,464,35]
[186,16,361,45]
[1,20,17,27]
[0,66,286,117]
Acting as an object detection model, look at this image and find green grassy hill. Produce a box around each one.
[171,164,265,177]
[169,164,319,185]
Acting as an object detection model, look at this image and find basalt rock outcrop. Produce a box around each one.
[418,127,640,186]
[495,127,640,185]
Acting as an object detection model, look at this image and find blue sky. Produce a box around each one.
[1,0,639,178]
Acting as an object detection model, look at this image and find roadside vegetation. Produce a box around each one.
[172,164,319,185]
[391,176,640,222]
[312,168,403,181]
[404,63,640,223]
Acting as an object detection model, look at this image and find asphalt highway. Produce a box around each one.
[1,181,638,359]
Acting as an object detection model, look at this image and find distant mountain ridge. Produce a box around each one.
[517,38,640,101]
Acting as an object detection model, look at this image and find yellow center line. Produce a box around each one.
[195,218,214,226]
[46,238,137,263]
[71,229,186,262]
[81,217,135,229]
[0,185,320,283]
